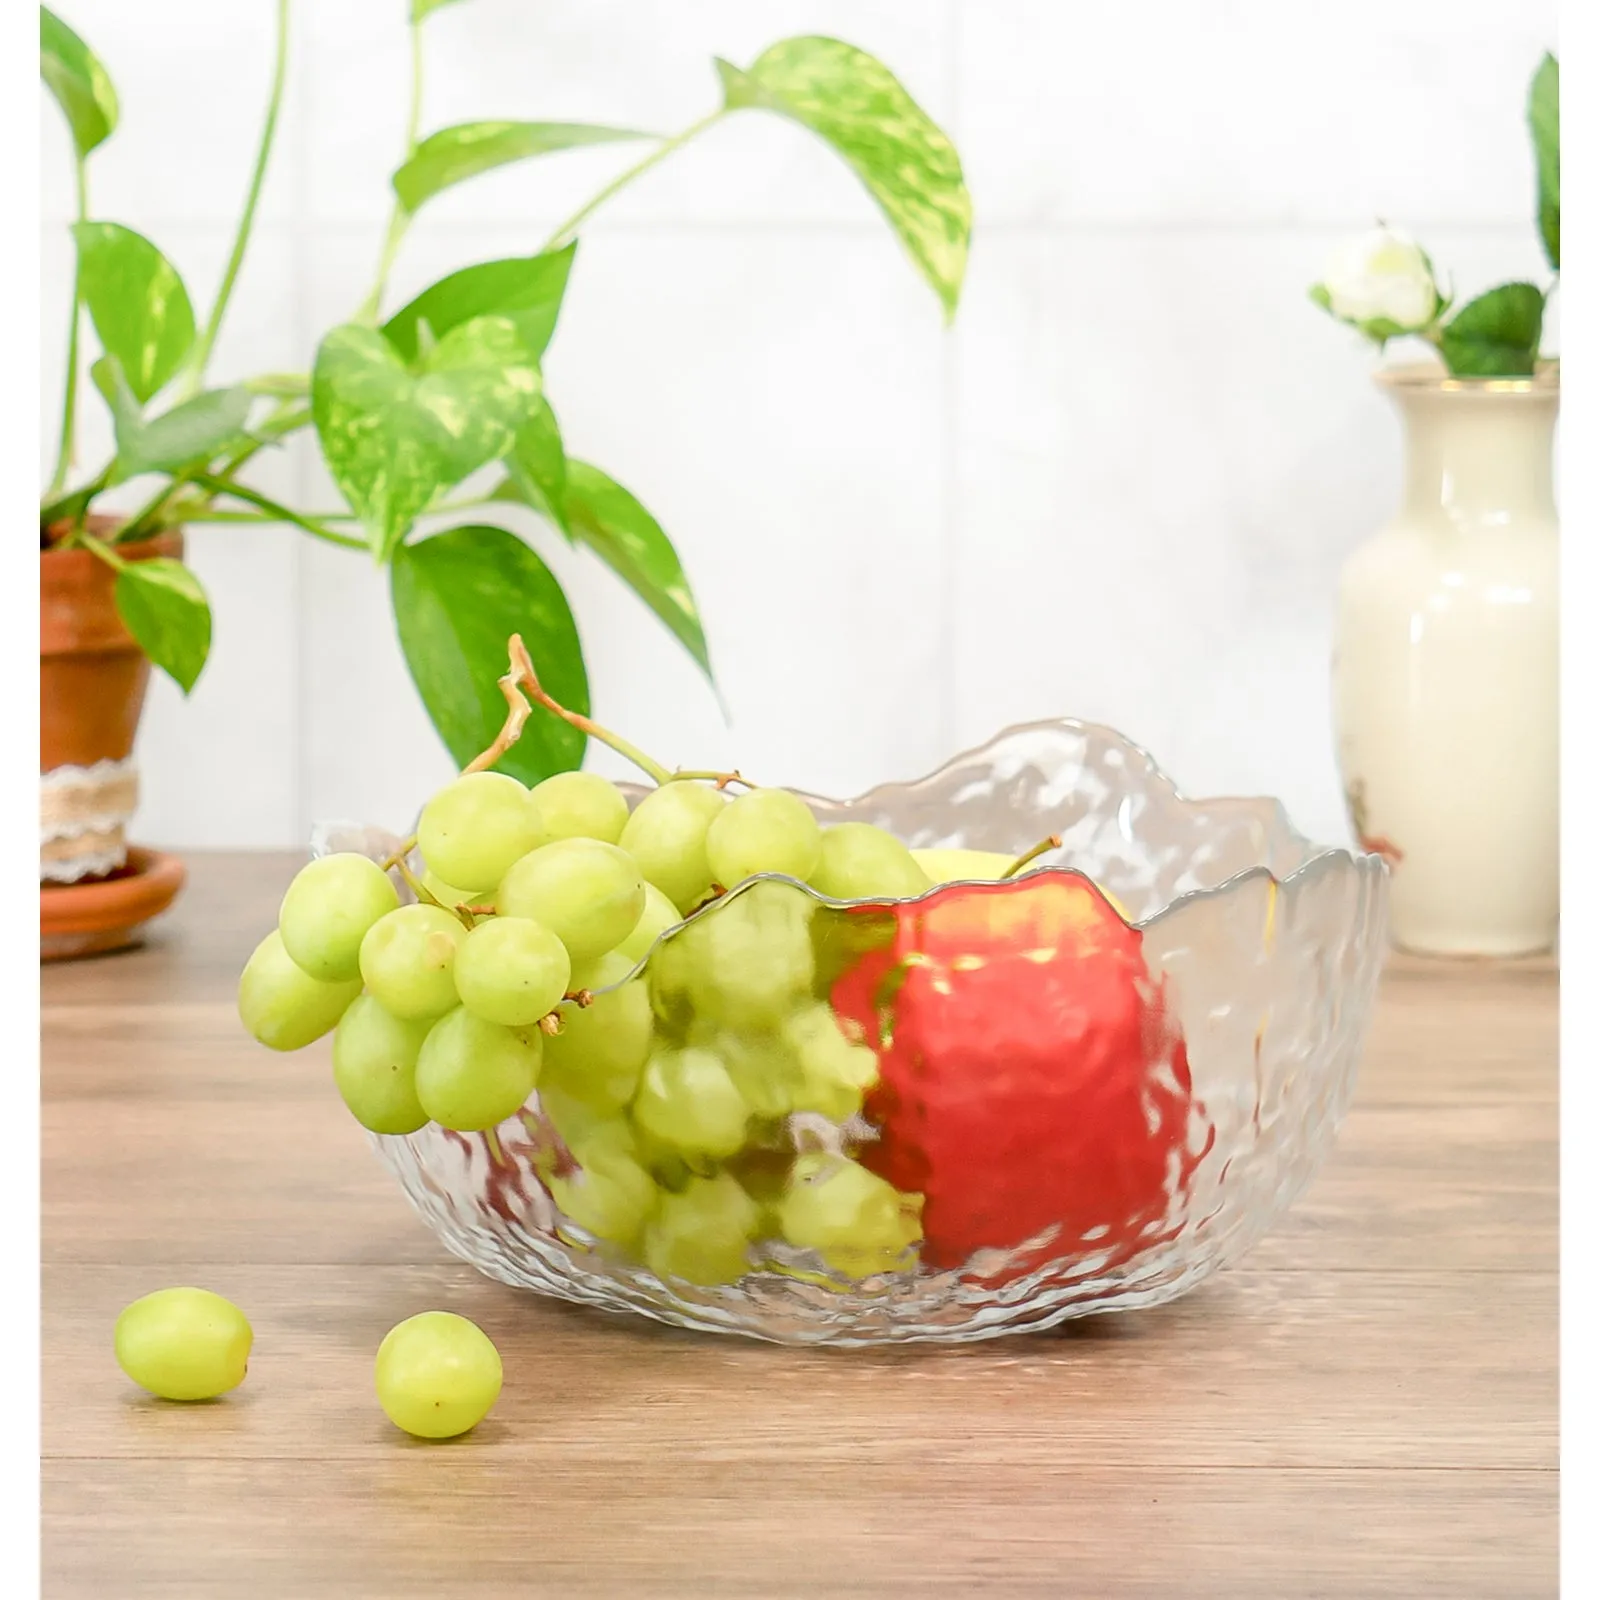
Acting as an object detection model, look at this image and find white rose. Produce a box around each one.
[1317,227,1440,335]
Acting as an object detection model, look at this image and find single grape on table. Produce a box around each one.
[374,1311,503,1439]
[115,1287,253,1401]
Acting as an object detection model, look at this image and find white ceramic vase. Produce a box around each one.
[1333,363,1559,957]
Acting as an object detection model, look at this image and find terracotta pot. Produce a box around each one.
[40,519,183,883]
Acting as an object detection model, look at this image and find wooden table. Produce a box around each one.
[41,853,1558,1598]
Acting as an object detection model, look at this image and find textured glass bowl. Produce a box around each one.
[318,719,1389,1346]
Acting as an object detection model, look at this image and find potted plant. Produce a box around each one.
[39,2,971,942]
[1310,54,1558,956]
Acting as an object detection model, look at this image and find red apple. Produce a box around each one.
[830,872,1207,1276]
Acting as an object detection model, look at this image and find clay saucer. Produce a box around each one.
[40,847,187,962]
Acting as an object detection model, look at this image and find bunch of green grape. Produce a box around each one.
[238,764,931,1291]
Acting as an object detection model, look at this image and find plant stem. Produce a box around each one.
[1001,835,1063,879]
[185,0,291,395]
[48,158,91,498]
[75,528,127,571]
[540,111,725,251]
[187,475,369,551]
[358,14,426,324]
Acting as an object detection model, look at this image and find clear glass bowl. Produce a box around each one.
[317,719,1389,1346]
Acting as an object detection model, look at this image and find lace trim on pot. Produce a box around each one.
[40,757,139,843]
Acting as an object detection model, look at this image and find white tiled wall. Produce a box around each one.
[40,0,1558,849]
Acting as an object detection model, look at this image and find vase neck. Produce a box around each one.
[1392,386,1558,526]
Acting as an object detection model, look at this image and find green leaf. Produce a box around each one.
[716,36,971,317]
[131,392,254,478]
[312,315,541,560]
[71,221,195,403]
[1439,283,1545,377]
[92,355,254,477]
[382,246,576,364]
[392,121,649,213]
[563,460,711,677]
[391,523,589,783]
[411,0,468,19]
[114,557,212,694]
[502,398,570,537]
[1529,54,1559,271]
[40,6,118,159]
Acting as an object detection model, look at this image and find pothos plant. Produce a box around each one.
[1308,53,1558,377]
[39,2,971,783]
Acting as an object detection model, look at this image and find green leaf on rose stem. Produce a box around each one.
[40,6,118,159]
[1307,283,1333,313]
[392,121,650,213]
[563,460,711,678]
[716,37,971,318]
[113,557,212,694]
[391,523,589,783]
[1438,283,1545,378]
[91,355,254,477]
[312,315,541,561]
[71,221,195,403]
[1528,53,1559,271]
[411,0,469,19]
[381,246,577,364]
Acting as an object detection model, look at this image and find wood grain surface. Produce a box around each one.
[41,854,1559,1598]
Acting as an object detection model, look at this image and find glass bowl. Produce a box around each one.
[316,719,1389,1346]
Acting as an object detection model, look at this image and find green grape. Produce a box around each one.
[358,904,465,1021]
[414,1007,541,1131]
[776,1152,922,1280]
[541,951,654,1110]
[417,771,548,892]
[783,1002,879,1122]
[616,882,682,966]
[808,822,932,901]
[374,1311,502,1440]
[688,1024,797,1121]
[421,870,489,911]
[641,1171,761,1287]
[680,880,817,1030]
[496,838,645,963]
[114,1287,253,1401]
[632,1046,749,1159]
[530,770,630,844]
[617,780,727,914]
[278,853,400,982]
[547,1135,658,1248]
[453,915,571,1027]
[705,787,822,888]
[331,994,431,1135]
[538,1082,610,1153]
[238,931,361,1051]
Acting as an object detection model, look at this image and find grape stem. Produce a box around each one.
[381,836,417,872]
[477,636,754,791]
[1001,835,1063,879]
[396,859,476,930]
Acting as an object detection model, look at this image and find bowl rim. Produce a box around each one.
[591,714,1387,997]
